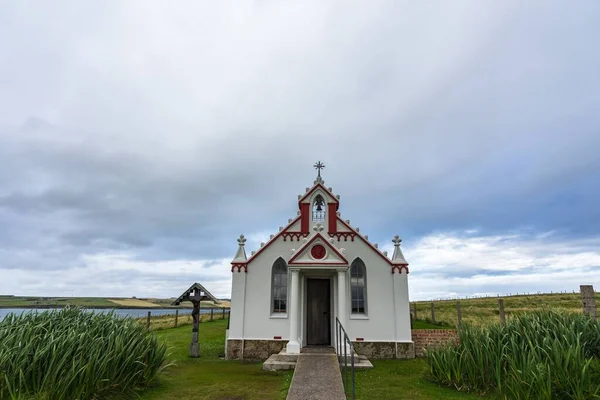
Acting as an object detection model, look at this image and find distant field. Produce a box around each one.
[109,298,163,308]
[0,296,230,309]
[412,292,599,327]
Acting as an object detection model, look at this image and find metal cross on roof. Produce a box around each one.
[314,161,325,178]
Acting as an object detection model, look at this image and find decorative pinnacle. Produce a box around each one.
[314,161,325,178]
[392,235,408,264]
[233,234,248,262]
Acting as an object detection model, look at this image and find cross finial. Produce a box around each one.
[238,234,247,246]
[314,161,325,178]
[392,235,402,246]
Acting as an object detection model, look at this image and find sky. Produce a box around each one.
[0,1,599,300]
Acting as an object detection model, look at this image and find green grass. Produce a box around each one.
[0,308,167,399]
[141,319,478,400]
[139,310,230,331]
[355,359,484,399]
[412,319,453,330]
[413,292,600,327]
[140,319,292,400]
[426,311,600,398]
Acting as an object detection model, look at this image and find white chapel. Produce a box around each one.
[226,163,414,360]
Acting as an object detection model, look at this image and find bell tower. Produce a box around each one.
[298,161,339,234]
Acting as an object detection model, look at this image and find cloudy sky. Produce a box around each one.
[1,1,599,300]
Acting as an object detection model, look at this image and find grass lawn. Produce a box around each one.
[140,319,292,400]
[140,318,481,400]
[412,319,452,329]
[355,359,485,399]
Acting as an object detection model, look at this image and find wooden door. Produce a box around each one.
[306,278,331,345]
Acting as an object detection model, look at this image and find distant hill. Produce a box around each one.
[0,296,229,309]
[412,291,598,327]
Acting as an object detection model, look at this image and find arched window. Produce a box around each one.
[312,194,326,222]
[350,258,367,314]
[271,258,288,313]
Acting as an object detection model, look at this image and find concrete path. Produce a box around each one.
[286,351,346,400]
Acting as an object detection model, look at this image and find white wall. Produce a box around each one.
[232,187,412,343]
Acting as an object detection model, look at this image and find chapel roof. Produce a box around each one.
[230,162,409,271]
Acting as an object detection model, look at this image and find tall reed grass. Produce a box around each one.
[426,311,600,399]
[0,308,169,399]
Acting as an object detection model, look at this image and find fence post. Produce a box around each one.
[174,309,179,328]
[222,308,225,319]
[210,308,214,321]
[430,302,435,323]
[413,302,418,320]
[146,311,151,329]
[456,301,462,329]
[498,299,505,323]
[581,285,597,320]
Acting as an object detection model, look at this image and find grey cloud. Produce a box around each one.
[0,1,599,296]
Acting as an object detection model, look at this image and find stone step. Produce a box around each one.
[264,349,373,371]
[338,354,374,369]
[263,359,296,371]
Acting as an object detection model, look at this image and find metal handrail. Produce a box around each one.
[335,317,355,399]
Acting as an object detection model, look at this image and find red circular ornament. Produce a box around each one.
[311,244,326,259]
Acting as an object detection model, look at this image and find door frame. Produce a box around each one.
[304,276,333,346]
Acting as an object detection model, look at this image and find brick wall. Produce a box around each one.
[411,329,458,357]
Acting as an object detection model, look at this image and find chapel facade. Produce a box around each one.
[226,164,414,360]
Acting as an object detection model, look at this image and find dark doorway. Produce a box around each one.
[306,278,331,345]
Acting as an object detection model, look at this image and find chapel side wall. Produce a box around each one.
[228,271,246,339]
[341,239,399,341]
[242,237,296,340]
[394,271,412,342]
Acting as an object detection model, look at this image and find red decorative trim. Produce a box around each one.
[327,203,337,233]
[355,338,364,341]
[243,216,301,265]
[288,233,349,265]
[289,261,349,265]
[282,232,309,241]
[336,217,400,267]
[300,203,310,233]
[329,232,356,241]
[391,265,410,274]
[231,263,248,273]
[274,336,282,340]
[311,244,326,259]
[298,183,339,206]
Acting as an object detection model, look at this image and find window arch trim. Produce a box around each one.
[350,257,367,315]
[271,257,288,316]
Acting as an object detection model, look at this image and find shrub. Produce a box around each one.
[425,311,600,399]
[0,308,169,399]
